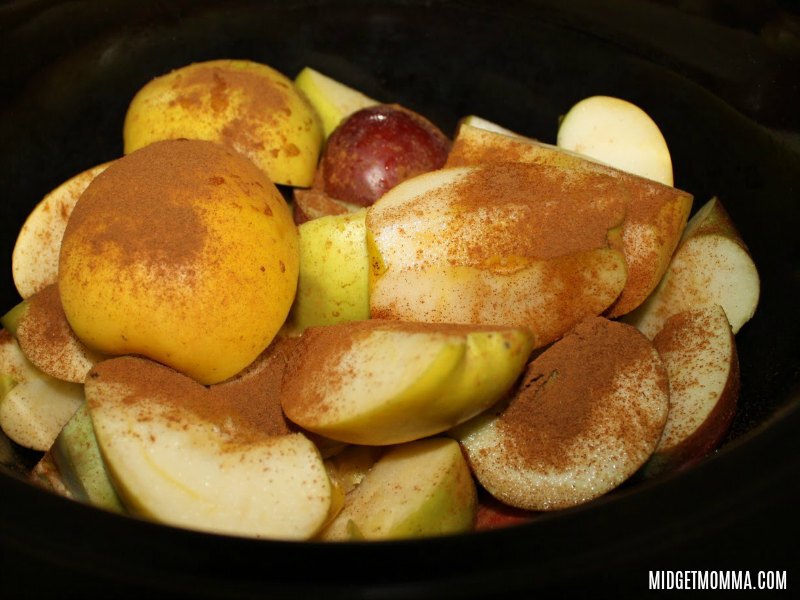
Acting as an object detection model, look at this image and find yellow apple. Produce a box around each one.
[280,319,534,445]
[58,139,299,385]
[624,197,760,338]
[557,95,674,186]
[12,162,111,300]
[291,209,370,330]
[319,437,476,540]
[446,124,692,316]
[294,67,378,138]
[366,164,629,347]
[124,60,323,187]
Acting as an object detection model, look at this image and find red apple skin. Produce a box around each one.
[320,104,451,206]
[474,493,537,531]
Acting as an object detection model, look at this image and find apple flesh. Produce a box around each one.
[15,284,102,383]
[644,305,739,476]
[557,95,674,186]
[12,162,111,300]
[124,59,323,187]
[85,355,332,540]
[294,67,378,138]
[291,209,370,331]
[454,317,669,511]
[320,104,450,206]
[458,115,523,138]
[319,437,476,541]
[280,319,534,446]
[366,164,629,347]
[624,197,760,338]
[292,187,361,224]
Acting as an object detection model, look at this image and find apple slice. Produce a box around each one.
[15,284,102,383]
[557,95,674,186]
[50,402,125,512]
[325,445,384,495]
[291,209,370,330]
[294,67,379,138]
[644,305,739,476]
[458,115,523,137]
[0,329,84,451]
[292,187,361,224]
[367,164,629,347]
[319,437,476,541]
[12,162,111,299]
[624,197,760,338]
[445,124,692,316]
[85,355,332,539]
[454,317,669,511]
[280,320,534,445]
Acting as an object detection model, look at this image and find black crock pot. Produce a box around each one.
[1,1,798,597]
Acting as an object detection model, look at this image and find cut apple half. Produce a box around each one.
[85,356,332,540]
[15,283,103,383]
[445,124,692,316]
[455,317,669,511]
[367,164,629,347]
[280,320,534,445]
[645,305,739,476]
[319,437,476,541]
[624,197,760,338]
[557,95,674,186]
[294,67,378,138]
[12,161,111,299]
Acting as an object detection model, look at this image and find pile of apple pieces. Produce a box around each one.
[1,67,761,541]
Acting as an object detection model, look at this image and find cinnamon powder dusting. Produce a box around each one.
[498,316,668,471]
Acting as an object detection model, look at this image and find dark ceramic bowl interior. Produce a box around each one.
[1,1,798,597]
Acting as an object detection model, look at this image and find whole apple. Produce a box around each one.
[320,104,450,206]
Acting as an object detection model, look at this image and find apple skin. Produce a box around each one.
[320,104,451,206]
[557,95,674,186]
[624,197,760,338]
[643,305,739,476]
[474,492,537,531]
[291,209,370,331]
[319,437,477,541]
[124,59,323,187]
[280,320,534,446]
[58,139,299,385]
[12,162,111,300]
[446,124,692,317]
[294,67,378,138]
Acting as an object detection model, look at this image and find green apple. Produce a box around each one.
[15,283,102,383]
[319,437,476,540]
[624,197,760,338]
[366,164,629,347]
[12,162,111,300]
[645,305,739,476]
[454,317,669,511]
[291,209,370,330]
[0,330,83,451]
[85,355,332,540]
[280,320,534,445]
[294,67,378,138]
[50,402,125,512]
[557,95,674,186]
[446,124,692,317]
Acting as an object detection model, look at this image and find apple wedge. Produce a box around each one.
[15,284,102,383]
[445,124,692,317]
[291,209,370,330]
[0,329,84,451]
[459,115,523,137]
[294,67,378,138]
[50,402,125,512]
[293,187,361,224]
[280,319,534,445]
[644,305,739,476]
[85,355,331,539]
[624,197,760,338]
[12,161,111,300]
[367,164,629,347]
[454,317,669,511]
[319,437,476,541]
[557,95,674,186]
